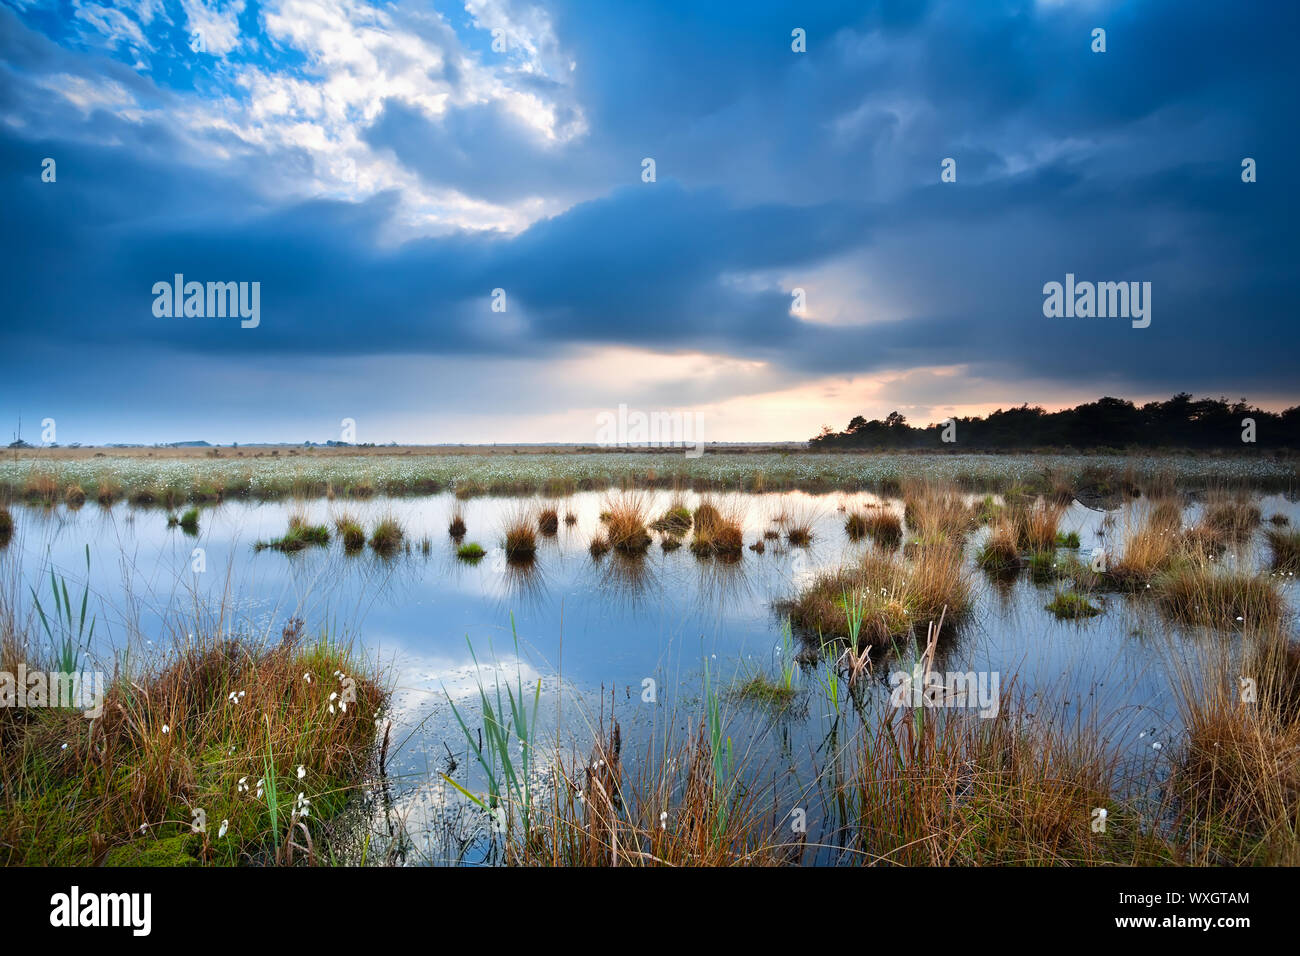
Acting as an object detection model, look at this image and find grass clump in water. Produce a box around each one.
[734,674,797,711]
[604,493,652,554]
[650,503,692,535]
[333,513,366,552]
[1045,590,1102,620]
[1153,562,1283,631]
[368,515,404,555]
[503,511,537,563]
[256,512,330,552]
[457,542,486,562]
[690,498,744,558]
[845,507,902,548]
[976,520,1021,574]
[1264,527,1300,572]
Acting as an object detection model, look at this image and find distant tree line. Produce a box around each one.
[809,394,1300,450]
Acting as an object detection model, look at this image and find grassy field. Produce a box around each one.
[2,449,1295,506]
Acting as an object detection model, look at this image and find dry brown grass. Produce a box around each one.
[1201,494,1263,543]
[0,622,387,866]
[603,493,652,554]
[840,702,1174,865]
[538,506,560,536]
[903,482,976,541]
[789,543,970,645]
[1170,634,1300,864]
[845,506,902,548]
[976,519,1020,572]
[1014,499,1064,554]
[518,721,792,867]
[1153,560,1285,631]
[502,509,537,562]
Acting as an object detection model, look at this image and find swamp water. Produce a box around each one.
[4,488,1297,864]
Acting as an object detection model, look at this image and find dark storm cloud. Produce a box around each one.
[1,0,1297,428]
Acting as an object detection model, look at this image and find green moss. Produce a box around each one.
[1045,590,1102,620]
[734,675,797,710]
[103,834,202,867]
[457,542,486,562]
[1027,552,1067,584]
[975,495,1004,526]
[255,524,331,552]
[650,507,692,534]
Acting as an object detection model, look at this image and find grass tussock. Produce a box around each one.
[976,520,1021,573]
[1171,638,1300,864]
[903,483,976,542]
[0,625,387,866]
[1014,500,1064,554]
[538,507,560,536]
[448,510,467,540]
[64,484,86,508]
[845,506,902,549]
[1153,561,1284,631]
[1045,590,1102,620]
[1264,527,1300,572]
[603,493,652,554]
[255,511,330,553]
[840,704,1175,865]
[789,544,970,646]
[1109,524,1180,588]
[22,473,58,506]
[780,502,817,547]
[0,506,12,547]
[690,498,744,558]
[456,542,486,562]
[503,510,537,562]
[1201,495,1262,543]
[368,515,404,555]
[649,501,693,535]
[332,513,365,553]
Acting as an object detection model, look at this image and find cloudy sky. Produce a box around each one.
[1,0,1295,445]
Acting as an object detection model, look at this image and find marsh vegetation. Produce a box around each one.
[0,453,1297,866]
